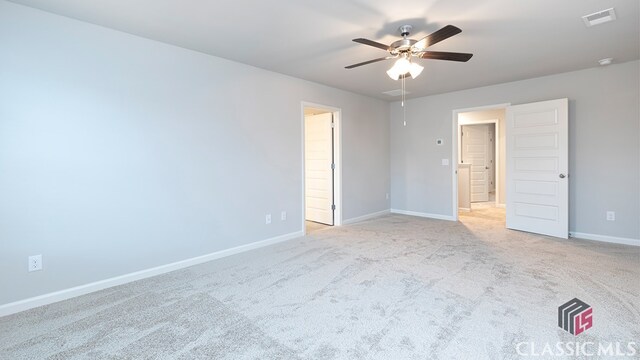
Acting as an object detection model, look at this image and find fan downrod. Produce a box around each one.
[398,25,413,37]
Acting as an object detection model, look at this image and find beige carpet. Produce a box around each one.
[459,206,506,223]
[1,214,638,359]
[306,220,332,234]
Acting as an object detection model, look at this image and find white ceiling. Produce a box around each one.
[9,0,639,100]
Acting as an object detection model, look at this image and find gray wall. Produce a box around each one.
[0,2,390,305]
[391,60,640,240]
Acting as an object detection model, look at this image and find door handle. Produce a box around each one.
[559,174,566,179]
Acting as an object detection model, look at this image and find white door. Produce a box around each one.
[462,124,489,202]
[305,113,334,225]
[506,98,568,239]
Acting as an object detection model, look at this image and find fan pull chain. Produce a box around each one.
[402,74,407,126]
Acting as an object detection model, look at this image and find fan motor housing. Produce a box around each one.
[390,38,417,53]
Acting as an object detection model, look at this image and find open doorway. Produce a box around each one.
[453,105,507,223]
[460,123,496,206]
[302,103,341,234]
[453,100,569,238]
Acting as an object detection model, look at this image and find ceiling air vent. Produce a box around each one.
[382,89,411,97]
[582,8,616,27]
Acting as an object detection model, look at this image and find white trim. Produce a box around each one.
[391,209,456,221]
[342,209,390,225]
[496,203,506,208]
[459,207,471,212]
[301,102,342,234]
[0,231,303,317]
[458,118,499,126]
[569,232,639,247]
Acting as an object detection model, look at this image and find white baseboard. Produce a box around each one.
[569,232,639,247]
[342,209,390,225]
[496,203,506,208]
[459,208,471,212]
[390,209,456,221]
[0,231,303,317]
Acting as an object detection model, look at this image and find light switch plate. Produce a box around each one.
[606,211,615,221]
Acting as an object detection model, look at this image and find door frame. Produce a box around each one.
[301,101,342,234]
[451,103,510,221]
[459,121,497,204]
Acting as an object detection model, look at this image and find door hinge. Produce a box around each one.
[331,204,336,211]
[331,121,335,128]
[331,163,335,170]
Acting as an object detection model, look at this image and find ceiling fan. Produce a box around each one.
[345,24,473,80]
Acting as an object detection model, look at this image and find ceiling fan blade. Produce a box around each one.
[345,56,394,69]
[419,51,473,62]
[413,25,462,50]
[352,38,390,51]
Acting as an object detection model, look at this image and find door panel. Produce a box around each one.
[305,113,334,225]
[514,157,558,171]
[506,98,568,238]
[462,124,489,202]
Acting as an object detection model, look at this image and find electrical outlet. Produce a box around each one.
[28,255,42,272]
[281,211,287,221]
[606,211,615,221]
[265,214,271,224]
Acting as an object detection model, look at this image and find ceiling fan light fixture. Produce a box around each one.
[386,67,401,80]
[409,62,423,79]
[387,57,423,80]
[347,24,471,82]
[393,57,411,75]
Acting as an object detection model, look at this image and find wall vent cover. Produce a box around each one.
[582,8,616,27]
[382,89,411,97]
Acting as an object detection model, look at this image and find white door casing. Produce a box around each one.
[488,125,495,193]
[304,113,334,225]
[462,124,490,202]
[506,98,568,239]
